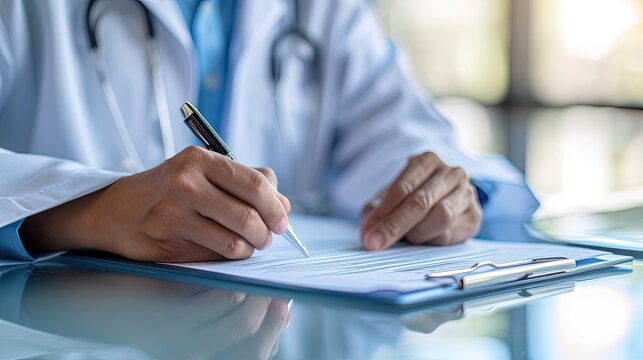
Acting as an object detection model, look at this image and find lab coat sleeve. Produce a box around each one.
[0,10,127,261]
[0,148,125,261]
[327,1,539,233]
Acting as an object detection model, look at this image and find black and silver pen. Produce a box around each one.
[180,102,310,257]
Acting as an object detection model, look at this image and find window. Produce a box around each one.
[373,0,643,213]
[531,0,643,107]
[374,0,510,105]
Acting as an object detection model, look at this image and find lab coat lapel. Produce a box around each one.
[142,0,288,106]
[226,0,287,165]
[234,0,287,56]
[140,0,192,52]
[141,0,198,99]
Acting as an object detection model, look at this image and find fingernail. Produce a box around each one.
[279,193,291,208]
[277,216,288,234]
[366,232,384,250]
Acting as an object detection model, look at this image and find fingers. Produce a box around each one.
[200,296,272,351]
[190,179,273,250]
[249,300,289,359]
[255,167,278,188]
[225,300,289,360]
[202,154,289,234]
[359,150,483,251]
[101,147,290,263]
[401,311,464,334]
[359,201,376,221]
[359,189,385,221]
[405,183,474,245]
[360,152,442,232]
[189,289,248,322]
[142,238,226,263]
[184,213,256,260]
[362,166,462,250]
[436,206,482,245]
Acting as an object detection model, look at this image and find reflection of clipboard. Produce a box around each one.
[460,281,573,314]
[398,281,576,333]
[363,254,630,308]
[400,264,630,321]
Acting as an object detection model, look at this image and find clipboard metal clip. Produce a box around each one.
[425,257,577,290]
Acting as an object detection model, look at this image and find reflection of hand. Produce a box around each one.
[360,152,482,250]
[19,268,289,359]
[401,307,464,335]
[21,146,291,262]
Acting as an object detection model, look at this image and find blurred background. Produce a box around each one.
[373,0,643,217]
[370,1,643,359]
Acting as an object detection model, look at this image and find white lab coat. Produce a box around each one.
[0,0,538,254]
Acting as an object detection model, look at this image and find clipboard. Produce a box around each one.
[53,214,633,309]
[371,253,630,306]
[60,250,631,309]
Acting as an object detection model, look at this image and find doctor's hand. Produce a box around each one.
[21,146,290,262]
[359,152,482,251]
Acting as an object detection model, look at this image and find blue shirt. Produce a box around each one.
[0,220,32,261]
[178,0,235,137]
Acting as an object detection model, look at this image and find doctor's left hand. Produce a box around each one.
[359,152,482,251]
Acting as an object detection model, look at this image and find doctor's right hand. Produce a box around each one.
[20,146,291,262]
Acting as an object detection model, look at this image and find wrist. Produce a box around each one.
[20,186,113,253]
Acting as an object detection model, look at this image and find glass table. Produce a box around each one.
[0,255,641,359]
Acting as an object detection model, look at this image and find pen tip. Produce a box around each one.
[300,245,310,257]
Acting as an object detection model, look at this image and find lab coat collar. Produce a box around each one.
[139,0,288,119]
[235,0,288,57]
[141,0,198,102]
[141,0,192,49]
[141,0,288,64]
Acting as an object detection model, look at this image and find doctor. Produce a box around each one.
[0,0,538,262]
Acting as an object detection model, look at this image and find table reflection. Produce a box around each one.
[0,262,487,359]
[0,261,631,360]
[0,264,289,359]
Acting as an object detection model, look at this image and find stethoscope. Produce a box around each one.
[270,0,324,212]
[87,0,325,211]
[86,0,175,173]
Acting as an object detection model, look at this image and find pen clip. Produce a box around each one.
[185,118,212,149]
[425,257,577,290]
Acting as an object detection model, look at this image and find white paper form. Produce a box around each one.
[171,215,608,294]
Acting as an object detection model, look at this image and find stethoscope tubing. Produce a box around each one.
[86,0,325,212]
[87,0,175,172]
